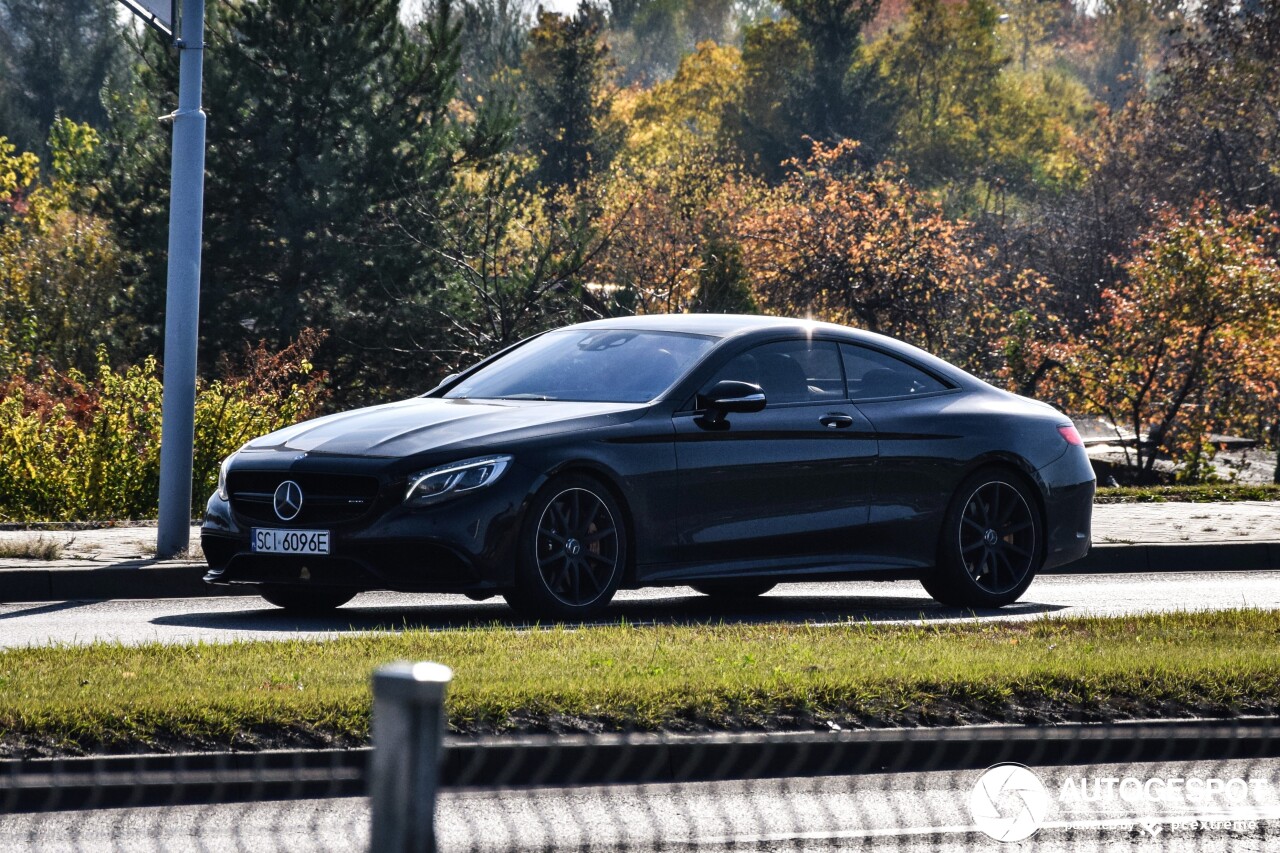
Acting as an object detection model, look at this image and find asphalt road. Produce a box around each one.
[0,570,1277,648]
[5,756,1278,851]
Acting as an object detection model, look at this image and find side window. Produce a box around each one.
[841,344,949,400]
[705,340,842,405]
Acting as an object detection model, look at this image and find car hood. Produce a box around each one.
[242,397,649,458]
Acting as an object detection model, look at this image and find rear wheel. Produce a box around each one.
[259,585,355,613]
[504,475,628,621]
[922,469,1042,608]
[690,580,776,599]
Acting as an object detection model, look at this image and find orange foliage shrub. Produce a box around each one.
[738,139,1034,370]
[1040,199,1280,481]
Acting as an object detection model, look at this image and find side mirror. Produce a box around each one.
[697,380,766,427]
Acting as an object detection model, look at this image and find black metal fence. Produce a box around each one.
[2,665,1278,852]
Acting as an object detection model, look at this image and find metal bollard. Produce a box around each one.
[369,661,453,853]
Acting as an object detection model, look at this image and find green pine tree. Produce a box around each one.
[107,0,511,401]
[0,0,126,160]
[521,2,619,192]
[730,0,892,177]
[693,239,756,315]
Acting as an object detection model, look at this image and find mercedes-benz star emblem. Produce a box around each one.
[273,480,304,521]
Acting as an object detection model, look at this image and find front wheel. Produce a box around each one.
[504,475,628,621]
[922,469,1043,608]
[259,585,356,613]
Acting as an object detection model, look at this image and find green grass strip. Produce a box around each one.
[1096,484,1280,503]
[1,610,1278,756]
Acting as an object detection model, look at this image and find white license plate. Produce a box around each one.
[251,528,331,555]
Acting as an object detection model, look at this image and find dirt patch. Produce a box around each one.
[4,693,1275,759]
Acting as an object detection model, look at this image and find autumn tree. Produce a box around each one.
[1107,0,1280,215]
[873,0,1089,211]
[739,139,996,358]
[592,40,765,316]
[1047,200,1280,482]
[999,0,1279,364]
[589,149,762,315]
[616,40,744,169]
[0,121,127,377]
[418,161,614,370]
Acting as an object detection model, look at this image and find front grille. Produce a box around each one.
[228,471,381,526]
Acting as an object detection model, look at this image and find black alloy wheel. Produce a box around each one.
[259,584,356,613]
[536,487,621,604]
[923,469,1042,608]
[957,481,1037,593]
[505,476,628,620]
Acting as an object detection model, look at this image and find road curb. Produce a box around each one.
[441,717,1280,789]
[0,564,245,602]
[3,718,1278,813]
[1,542,1277,603]
[1053,542,1280,574]
[0,748,366,813]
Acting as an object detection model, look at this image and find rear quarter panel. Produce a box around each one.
[852,387,1077,569]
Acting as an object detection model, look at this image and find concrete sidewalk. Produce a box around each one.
[0,502,1278,602]
[0,524,215,601]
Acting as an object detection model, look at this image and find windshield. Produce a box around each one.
[444,329,717,403]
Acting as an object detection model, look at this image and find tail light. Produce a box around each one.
[1058,424,1084,446]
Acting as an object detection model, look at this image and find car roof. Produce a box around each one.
[571,313,831,338]
[566,313,980,388]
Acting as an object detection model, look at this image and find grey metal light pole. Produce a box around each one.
[370,661,453,853]
[156,0,207,558]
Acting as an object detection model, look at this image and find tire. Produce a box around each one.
[259,585,356,613]
[690,580,776,599]
[921,468,1043,608]
[503,475,628,620]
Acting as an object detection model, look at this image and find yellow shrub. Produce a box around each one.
[0,335,326,522]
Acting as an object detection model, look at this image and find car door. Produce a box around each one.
[841,342,963,567]
[673,338,877,568]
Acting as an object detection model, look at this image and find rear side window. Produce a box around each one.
[706,340,843,405]
[841,344,950,400]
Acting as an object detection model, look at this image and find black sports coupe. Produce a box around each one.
[202,314,1094,617]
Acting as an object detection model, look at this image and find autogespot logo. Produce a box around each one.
[970,762,1050,842]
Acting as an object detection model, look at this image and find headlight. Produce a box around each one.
[405,455,512,507]
[217,454,234,501]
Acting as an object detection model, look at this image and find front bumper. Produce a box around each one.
[201,466,535,594]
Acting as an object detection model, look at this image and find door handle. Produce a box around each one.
[819,414,855,429]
